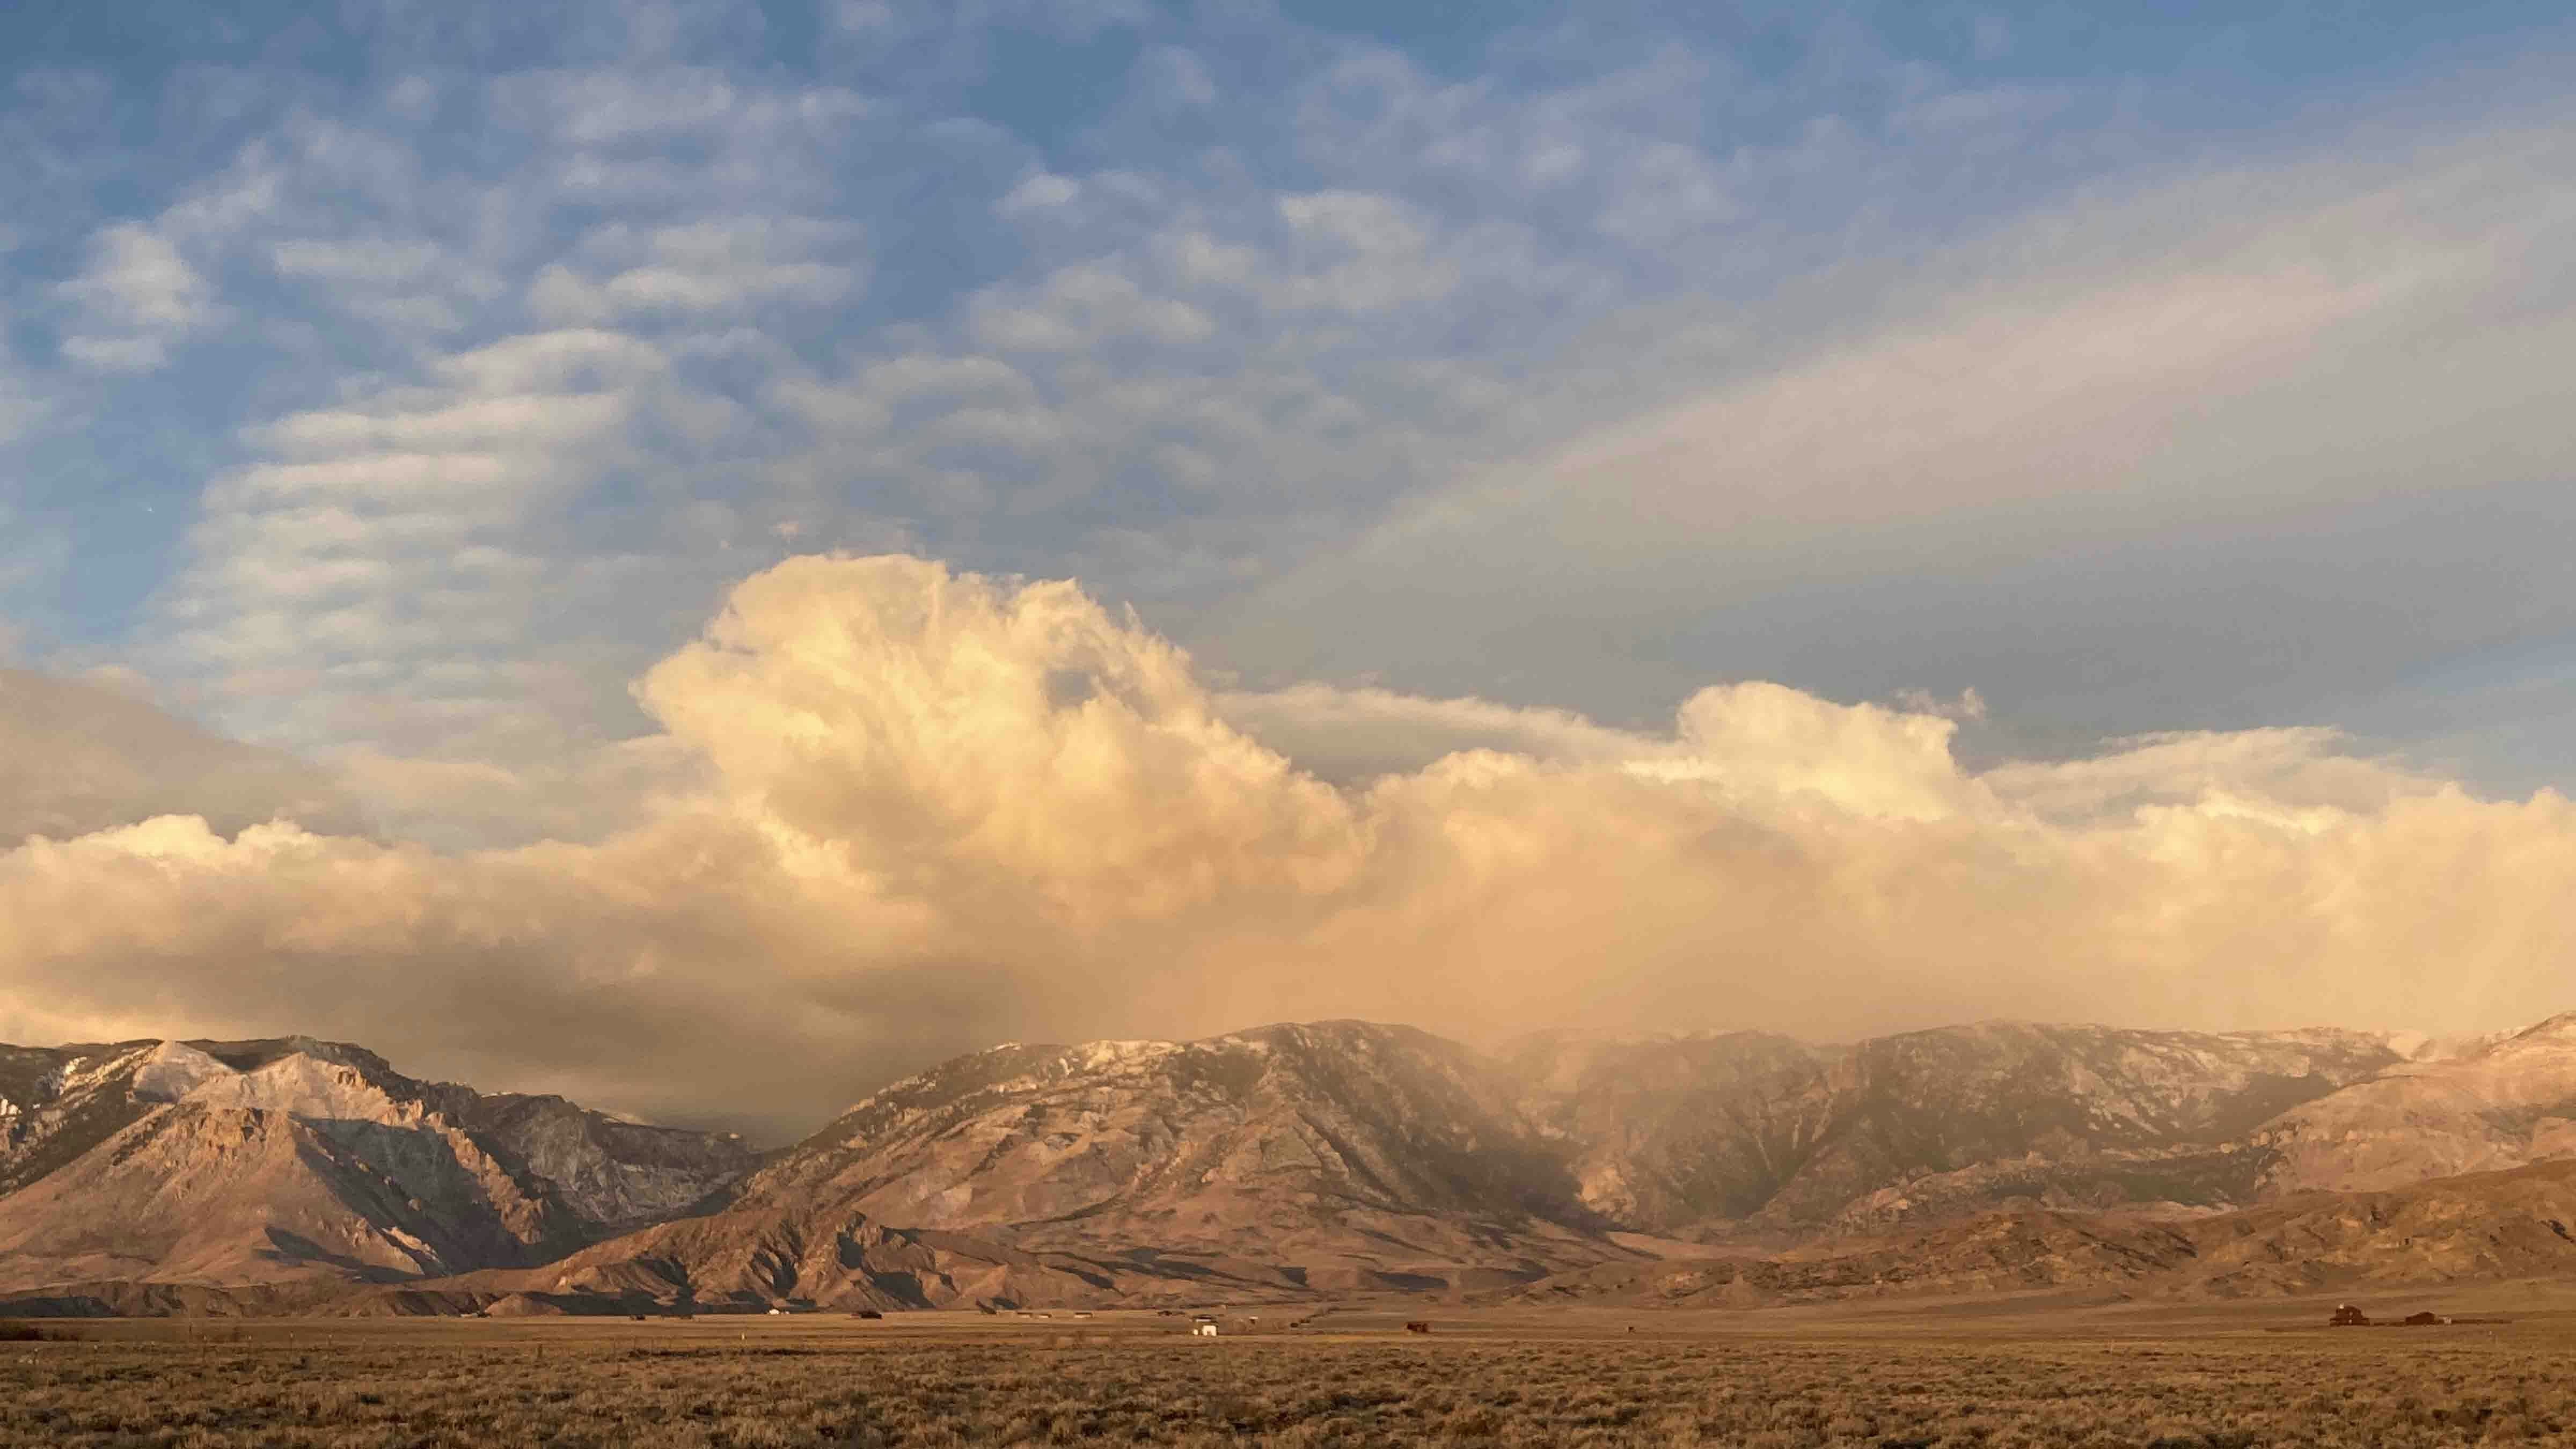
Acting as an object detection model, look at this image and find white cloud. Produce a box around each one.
[1265,192,1460,311]
[529,218,865,324]
[4,556,2573,1134]
[162,325,683,767]
[55,223,217,372]
[267,235,479,332]
[68,8,2163,847]
[996,172,1080,215]
[6,0,2562,970]
[74,226,211,326]
[968,265,1215,350]
[125,69,890,806]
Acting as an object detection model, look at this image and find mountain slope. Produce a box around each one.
[0,1102,484,1286]
[0,1041,189,1200]
[0,1037,761,1294]
[1510,1021,2402,1237]
[465,1021,1653,1312]
[778,1021,1587,1247]
[2249,1011,2576,1196]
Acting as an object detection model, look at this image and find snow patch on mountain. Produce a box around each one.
[1072,1040,1182,1073]
[132,1042,237,1102]
[43,1045,152,1101]
[179,1051,420,1125]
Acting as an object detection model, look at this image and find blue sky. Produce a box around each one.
[2,1,2573,1121]
[7,1,2568,802]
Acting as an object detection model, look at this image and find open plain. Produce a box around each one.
[8,1293,2576,1448]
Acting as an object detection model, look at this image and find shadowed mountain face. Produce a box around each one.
[0,1037,762,1293]
[7,1014,2576,1315]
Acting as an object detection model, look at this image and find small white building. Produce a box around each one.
[1194,1323,1218,1337]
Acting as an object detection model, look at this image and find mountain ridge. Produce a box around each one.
[4,1013,2573,1316]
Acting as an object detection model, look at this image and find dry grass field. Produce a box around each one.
[4,1303,2575,1447]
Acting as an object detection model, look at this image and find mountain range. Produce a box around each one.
[4,1013,2574,1316]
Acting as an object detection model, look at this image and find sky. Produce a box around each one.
[1,0,2572,1139]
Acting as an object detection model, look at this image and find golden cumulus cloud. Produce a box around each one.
[2,555,2570,1136]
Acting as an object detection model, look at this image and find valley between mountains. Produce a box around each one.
[6,1013,2576,1317]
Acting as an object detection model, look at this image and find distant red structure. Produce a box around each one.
[2402,1311,2447,1326]
[2330,1304,2371,1327]
[1403,1321,1431,1334]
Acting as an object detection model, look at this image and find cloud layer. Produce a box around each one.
[3,556,2568,1138]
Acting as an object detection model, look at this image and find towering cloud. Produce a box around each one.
[1,555,2569,1138]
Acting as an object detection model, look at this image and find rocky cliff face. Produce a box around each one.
[0,1037,761,1293]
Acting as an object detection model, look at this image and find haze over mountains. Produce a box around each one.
[5,1012,2576,1316]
